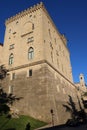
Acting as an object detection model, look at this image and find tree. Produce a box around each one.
[0,65,8,79]
[81,92,87,108]
[63,95,87,126]
[0,87,22,115]
[0,65,22,116]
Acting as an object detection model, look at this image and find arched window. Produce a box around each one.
[28,47,34,60]
[9,53,14,65]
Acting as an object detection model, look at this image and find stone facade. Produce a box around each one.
[3,2,73,82]
[0,2,86,125]
[2,61,79,125]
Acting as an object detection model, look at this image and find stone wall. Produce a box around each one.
[1,62,80,125]
[42,8,73,82]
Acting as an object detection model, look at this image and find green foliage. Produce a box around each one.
[0,115,47,130]
[0,65,8,79]
[63,95,87,126]
[0,88,22,115]
[0,104,10,115]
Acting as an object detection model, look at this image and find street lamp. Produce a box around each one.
[50,109,54,127]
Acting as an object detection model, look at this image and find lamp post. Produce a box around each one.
[50,109,54,127]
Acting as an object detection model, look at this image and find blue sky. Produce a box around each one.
[0,0,87,84]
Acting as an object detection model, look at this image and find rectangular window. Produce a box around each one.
[10,73,16,80]
[29,69,32,77]
[9,85,13,94]
[27,69,33,77]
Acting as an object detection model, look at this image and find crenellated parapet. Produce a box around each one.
[5,1,69,52]
[5,2,44,25]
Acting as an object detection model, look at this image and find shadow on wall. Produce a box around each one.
[63,95,87,126]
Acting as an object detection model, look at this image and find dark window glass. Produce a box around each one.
[29,70,32,76]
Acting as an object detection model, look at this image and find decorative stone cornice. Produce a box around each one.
[8,59,76,90]
[5,2,44,25]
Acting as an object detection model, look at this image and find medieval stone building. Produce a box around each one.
[0,2,86,125]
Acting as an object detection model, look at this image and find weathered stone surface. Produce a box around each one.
[1,63,79,125]
[0,2,85,126]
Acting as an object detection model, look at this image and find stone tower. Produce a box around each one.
[79,73,86,92]
[0,2,79,125]
[75,73,87,94]
[79,74,85,86]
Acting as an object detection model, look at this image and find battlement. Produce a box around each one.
[5,2,44,25]
[5,2,68,49]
